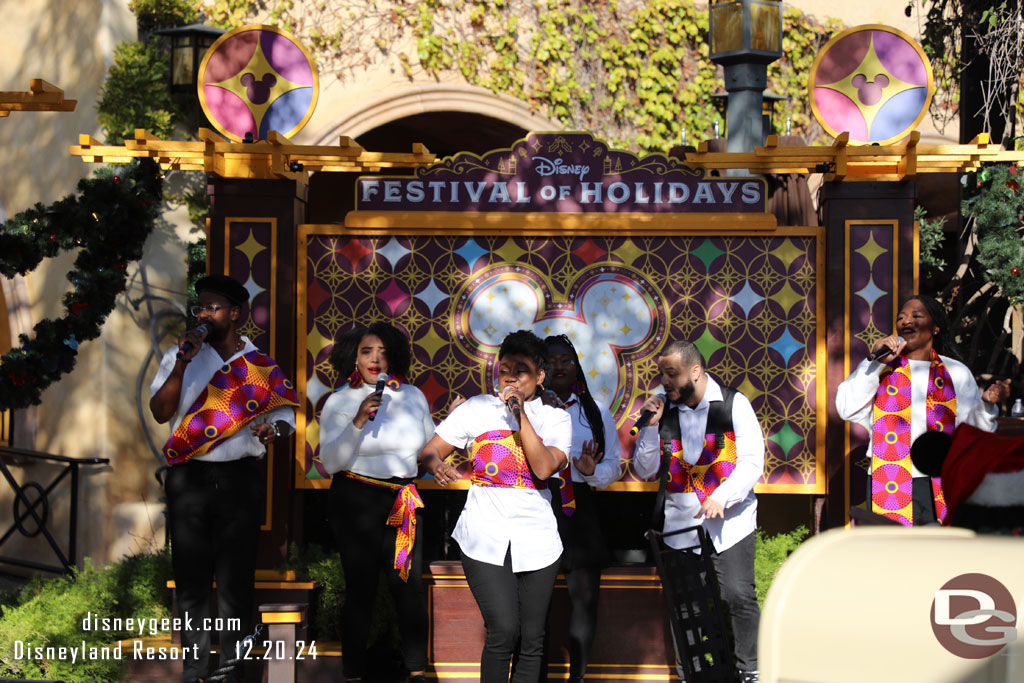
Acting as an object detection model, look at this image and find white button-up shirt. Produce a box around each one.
[318,382,435,478]
[836,355,997,477]
[150,338,296,463]
[436,394,572,572]
[561,395,623,489]
[633,377,764,552]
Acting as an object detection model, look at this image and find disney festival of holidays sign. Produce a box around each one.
[356,131,766,213]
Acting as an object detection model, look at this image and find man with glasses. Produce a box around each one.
[149,274,298,683]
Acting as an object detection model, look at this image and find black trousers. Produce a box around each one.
[710,530,760,672]
[462,547,561,683]
[328,473,428,678]
[165,457,263,683]
[550,484,609,681]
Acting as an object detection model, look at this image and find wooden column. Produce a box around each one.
[821,180,918,530]
[208,177,308,566]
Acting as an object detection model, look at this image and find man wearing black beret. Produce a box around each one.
[150,274,298,682]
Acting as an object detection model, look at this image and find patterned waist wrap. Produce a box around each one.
[163,350,299,466]
[470,430,548,490]
[341,471,423,581]
[871,350,955,526]
[664,433,738,501]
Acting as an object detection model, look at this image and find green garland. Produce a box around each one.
[0,160,162,410]
[962,163,1024,304]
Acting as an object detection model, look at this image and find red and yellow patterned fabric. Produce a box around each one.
[163,351,299,466]
[871,350,956,526]
[665,433,738,502]
[341,471,423,581]
[470,430,547,491]
[550,472,576,517]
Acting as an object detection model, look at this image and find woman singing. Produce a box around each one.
[836,295,1009,525]
[319,322,433,683]
[419,330,571,682]
[544,334,622,683]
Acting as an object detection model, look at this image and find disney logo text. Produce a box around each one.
[534,157,590,182]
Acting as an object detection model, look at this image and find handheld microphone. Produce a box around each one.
[502,387,522,418]
[176,324,209,360]
[868,336,905,362]
[630,409,656,436]
[368,372,388,422]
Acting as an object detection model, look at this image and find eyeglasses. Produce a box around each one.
[190,304,228,316]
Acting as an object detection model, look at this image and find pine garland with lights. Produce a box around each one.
[0,159,161,410]
[962,163,1024,304]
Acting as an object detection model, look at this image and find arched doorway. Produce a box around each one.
[308,110,541,223]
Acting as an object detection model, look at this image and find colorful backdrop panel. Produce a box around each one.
[297,228,825,493]
[844,220,899,508]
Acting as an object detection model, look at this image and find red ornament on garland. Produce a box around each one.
[1013,267,1021,276]
[113,176,121,184]
[1010,166,1018,176]
[49,234,57,243]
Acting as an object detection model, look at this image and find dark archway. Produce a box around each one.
[307,112,529,223]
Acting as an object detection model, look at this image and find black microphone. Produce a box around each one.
[502,387,522,418]
[368,372,388,421]
[868,336,905,362]
[630,409,656,436]
[176,324,209,360]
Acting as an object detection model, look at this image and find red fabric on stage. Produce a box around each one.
[941,423,1024,525]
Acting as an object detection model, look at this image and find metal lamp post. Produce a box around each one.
[709,0,783,155]
[155,22,224,131]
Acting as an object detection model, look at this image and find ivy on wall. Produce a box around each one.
[204,0,843,152]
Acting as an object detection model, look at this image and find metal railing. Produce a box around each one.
[0,445,109,574]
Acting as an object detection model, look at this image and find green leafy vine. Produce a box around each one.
[203,0,842,152]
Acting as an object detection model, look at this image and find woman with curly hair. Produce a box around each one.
[319,322,433,683]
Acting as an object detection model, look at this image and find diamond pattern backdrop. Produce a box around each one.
[297,229,825,492]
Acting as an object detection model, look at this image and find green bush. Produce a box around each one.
[282,543,399,651]
[129,0,200,25]
[96,40,178,144]
[0,549,173,682]
[754,525,809,606]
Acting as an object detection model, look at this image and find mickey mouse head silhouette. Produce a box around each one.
[240,72,278,105]
[851,73,889,106]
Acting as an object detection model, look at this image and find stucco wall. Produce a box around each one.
[0,0,189,570]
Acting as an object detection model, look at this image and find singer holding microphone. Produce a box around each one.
[631,340,764,683]
[542,334,622,683]
[837,295,1009,526]
[149,275,298,683]
[418,330,571,683]
[318,322,434,683]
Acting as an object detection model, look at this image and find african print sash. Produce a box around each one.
[550,472,576,517]
[470,430,548,491]
[163,351,299,466]
[342,471,423,581]
[871,350,956,526]
[665,434,738,501]
[660,388,737,502]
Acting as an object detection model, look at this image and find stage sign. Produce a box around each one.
[356,132,766,214]
[298,231,825,494]
[296,131,823,493]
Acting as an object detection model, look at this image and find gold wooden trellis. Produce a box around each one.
[0,80,76,117]
[69,127,1024,183]
[69,128,435,180]
[684,132,1024,181]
